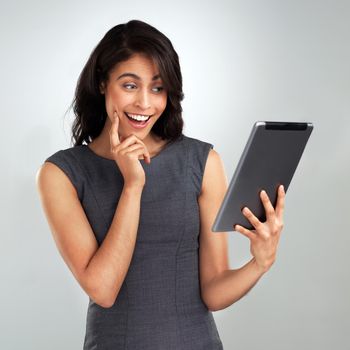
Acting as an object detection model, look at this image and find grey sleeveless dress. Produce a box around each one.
[45,134,224,350]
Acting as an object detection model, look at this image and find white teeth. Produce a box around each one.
[126,113,150,121]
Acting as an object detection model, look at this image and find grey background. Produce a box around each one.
[1,0,349,349]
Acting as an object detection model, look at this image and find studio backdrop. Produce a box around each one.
[1,0,349,349]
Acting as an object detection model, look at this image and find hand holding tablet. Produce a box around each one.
[235,183,287,272]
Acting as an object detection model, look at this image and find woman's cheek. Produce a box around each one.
[105,93,121,121]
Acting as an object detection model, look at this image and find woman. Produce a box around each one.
[36,19,285,349]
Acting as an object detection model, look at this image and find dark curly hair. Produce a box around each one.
[67,19,185,146]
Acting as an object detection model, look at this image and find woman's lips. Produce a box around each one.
[124,112,152,129]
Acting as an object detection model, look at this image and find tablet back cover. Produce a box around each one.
[212,121,313,232]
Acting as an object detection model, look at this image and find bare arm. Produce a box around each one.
[198,148,285,312]
[202,258,266,311]
[85,185,143,308]
[36,162,143,309]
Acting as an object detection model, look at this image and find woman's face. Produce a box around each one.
[100,53,167,141]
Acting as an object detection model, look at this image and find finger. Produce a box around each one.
[120,143,145,156]
[120,144,151,164]
[275,185,285,220]
[128,147,151,161]
[234,224,256,240]
[117,134,143,150]
[131,135,151,163]
[110,111,120,149]
[241,207,261,229]
[126,135,151,163]
[260,189,275,222]
[142,153,151,164]
[118,135,151,163]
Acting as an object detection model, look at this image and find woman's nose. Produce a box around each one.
[135,89,151,110]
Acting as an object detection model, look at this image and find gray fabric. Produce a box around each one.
[45,134,224,350]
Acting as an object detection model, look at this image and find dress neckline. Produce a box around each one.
[83,136,184,162]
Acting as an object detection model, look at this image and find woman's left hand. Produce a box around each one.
[234,185,286,273]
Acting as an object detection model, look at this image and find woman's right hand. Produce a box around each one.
[109,110,151,189]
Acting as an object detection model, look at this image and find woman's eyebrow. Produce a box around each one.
[117,72,161,81]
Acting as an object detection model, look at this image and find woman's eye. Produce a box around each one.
[123,84,164,93]
[152,86,164,92]
[123,84,136,90]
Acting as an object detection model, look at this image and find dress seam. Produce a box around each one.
[174,137,190,349]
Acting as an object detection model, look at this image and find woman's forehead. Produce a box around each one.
[111,55,161,79]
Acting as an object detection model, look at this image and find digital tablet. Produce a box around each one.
[211,121,313,232]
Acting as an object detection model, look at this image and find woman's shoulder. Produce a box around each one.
[182,134,214,147]
[43,145,86,201]
[45,145,84,162]
[182,135,214,155]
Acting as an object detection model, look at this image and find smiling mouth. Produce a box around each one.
[124,112,152,122]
